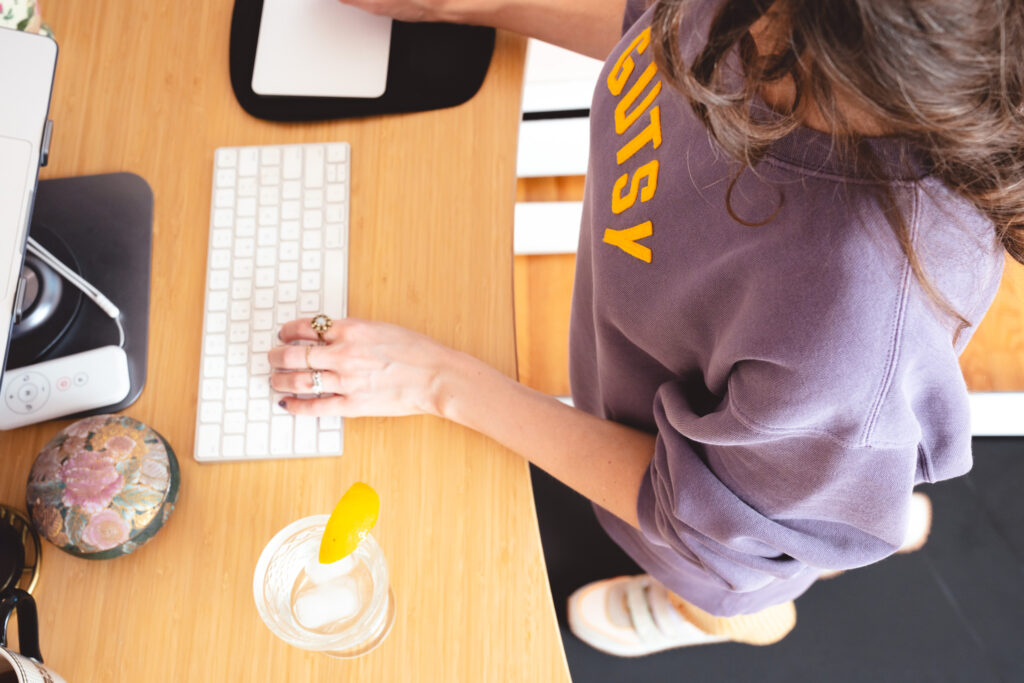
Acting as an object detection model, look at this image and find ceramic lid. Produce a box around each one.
[25,415,180,559]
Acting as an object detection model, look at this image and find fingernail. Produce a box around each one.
[277,329,282,341]
[278,400,286,407]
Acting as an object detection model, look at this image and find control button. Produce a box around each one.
[57,377,72,392]
[4,372,50,414]
[73,372,88,387]
[17,384,38,403]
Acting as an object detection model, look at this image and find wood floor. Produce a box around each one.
[513,177,1024,395]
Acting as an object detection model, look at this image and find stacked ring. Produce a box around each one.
[311,370,323,397]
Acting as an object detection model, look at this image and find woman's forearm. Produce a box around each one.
[436,349,655,528]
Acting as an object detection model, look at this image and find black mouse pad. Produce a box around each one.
[230,0,495,122]
[532,437,1024,682]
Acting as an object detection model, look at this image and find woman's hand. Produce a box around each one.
[334,0,471,23]
[268,317,465,418]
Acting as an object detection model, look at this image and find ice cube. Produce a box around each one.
[304,553,356,585]
[293,576,361,630]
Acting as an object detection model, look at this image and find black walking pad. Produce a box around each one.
[531,438,1024,682]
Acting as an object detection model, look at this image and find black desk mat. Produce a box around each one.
[532,437,1024,682]
[7,173,153,417]
[230,0,495,122]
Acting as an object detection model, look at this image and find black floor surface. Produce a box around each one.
[531,438,1024,682]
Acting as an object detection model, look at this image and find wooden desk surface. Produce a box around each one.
[0,2,570,681]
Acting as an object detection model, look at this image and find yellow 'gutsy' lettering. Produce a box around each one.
[604,26,663,263]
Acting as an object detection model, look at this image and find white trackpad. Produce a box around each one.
[251,0,392,98]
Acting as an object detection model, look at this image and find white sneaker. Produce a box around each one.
[566,575,728,657]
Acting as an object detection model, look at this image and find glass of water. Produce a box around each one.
[253,514,395,658]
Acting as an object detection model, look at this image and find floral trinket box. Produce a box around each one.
[26,415,180,559]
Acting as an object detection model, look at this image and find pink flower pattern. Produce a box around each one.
[59,449,124,514]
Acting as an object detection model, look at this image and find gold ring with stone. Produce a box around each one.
[311,314,333,342]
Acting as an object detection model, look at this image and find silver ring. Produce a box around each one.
[311,370,323,397]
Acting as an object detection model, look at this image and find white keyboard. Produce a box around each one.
[194,142,350,463]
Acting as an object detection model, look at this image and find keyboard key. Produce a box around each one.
[300,293,320,313]
[259,206,279,226]
[238,177,258,197]
[230,301,251,321]
[207,291,228,312]
[325,225,344,248]
[302,210,323,229]
[326,144,347,162]
[222,435,245,458]
[209,270,229,291]
[283,147,302,180]
[276,304,297,324]
[225,389,247,411]
[326,204,345,223]
[301,251,321,271]
[279,262,298,282]
[250,355,271,376]
[252,332,273,353]
[200,400,223,423]
[255,268,275,287]
[227,367,248,389]
[236,217,256,237]
[300,271,321,291]
[196,424,221,459]
[249,377,270,398]
[295,416,318,454]
[270,416,294,455]
[215,188,234,208]
[206,312,227,333]
[256,247,276,268]
[281,221,300,240]
[254,310,274,330]
[305,145,324,187]
[203,357,225,379]
[302,231,322,250]
[224,411,246,435]
[304,189,323,208]
[260,186,279,206]
[233,258,254,279]
[204,334,226,356]
[213,209,233,228]
[235,237,255,258]
[258,227,278,247]
[278,283,297,303]
[237,197,256,217]
[248,399,271,422]
[320,415,342,430]
[282,180,301,199]
[246,423,269,456]
[202,379,224,401]
[326,184,345,203]
[239,148,258,176]
[324,251,347,318]
[216,148,238,168]
[260,166,280,186]
[232,278,252,300]
[254,289,275,309]
[216,168,236,188]
[228,344,248,365]
[280,242,299,261]
[210,249,231,269]
[261,146,280,166]
[229,323,249,344]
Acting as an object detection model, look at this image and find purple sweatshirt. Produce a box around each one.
[569,0,1005,616]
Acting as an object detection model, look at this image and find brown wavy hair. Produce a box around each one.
[650,0,1024,333]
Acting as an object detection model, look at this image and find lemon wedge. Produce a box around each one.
[318,482,380,564]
